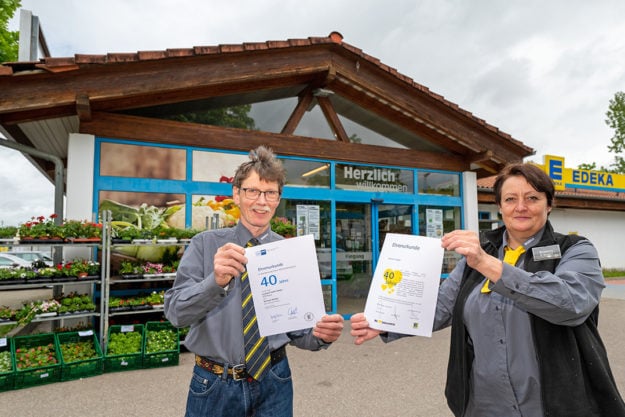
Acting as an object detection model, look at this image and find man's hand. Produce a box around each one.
[213,242,247,287]
[313,314,344,343]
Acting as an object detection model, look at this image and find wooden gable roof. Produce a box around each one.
[0,31,534,185]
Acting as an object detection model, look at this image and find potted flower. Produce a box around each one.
[0,305,15,321]
[17,214,64,241]
[119,261,141,278]
[270,217,296,238]
[62,219,102,242]
[66,259,98,278]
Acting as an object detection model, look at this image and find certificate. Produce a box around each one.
[364,233,443,337]
[245,234,326,337]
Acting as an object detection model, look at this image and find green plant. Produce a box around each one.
[107,331,142,355]
[60,340,98,362]
[119,261,141,275]
[66,259,89,277]
[0,351,12,372]
[62,219,102,239]
[18,214,64,239]
[145,328,177,353]
[145,291,165,306]
[270,217,296,237]
[0,305,15,320]
[0,226,17,239]
[15,343,58,370]
[15,299,61,325]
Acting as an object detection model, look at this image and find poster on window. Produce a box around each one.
[296,205,320,239]
[426,208,443,238]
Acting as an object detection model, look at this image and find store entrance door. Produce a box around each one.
[336,202,413,316]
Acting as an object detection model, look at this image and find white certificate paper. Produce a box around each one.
[245,234,326,337]
[364,233,443,337]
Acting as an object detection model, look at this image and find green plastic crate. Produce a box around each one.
[12,333,61,389]
[104,324,144,372]
[143,321,180,368]
[57,330,103,381]
[0,337,15,392]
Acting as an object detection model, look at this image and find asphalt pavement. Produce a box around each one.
[1,286,624,417]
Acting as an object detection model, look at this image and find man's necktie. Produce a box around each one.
[481,245,525,294]
[241,237,271,380]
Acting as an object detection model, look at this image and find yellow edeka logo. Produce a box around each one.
[381,268,403,294]
[542,155,622,192]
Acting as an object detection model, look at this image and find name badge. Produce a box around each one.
[532,244,561,261]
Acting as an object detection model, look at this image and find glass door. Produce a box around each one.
[336,202,373,315]
[336,202,413,315]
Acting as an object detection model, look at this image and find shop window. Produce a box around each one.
[418,171,460,196]
[100,142,186,180]
[192,150,248,182]
[478,210,501,232]
[98,191,185,230]
[418,205,462,274]
[281,159,330,188]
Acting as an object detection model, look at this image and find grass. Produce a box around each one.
[603,269,625,279]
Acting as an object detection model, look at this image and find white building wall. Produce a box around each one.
[462,171,478,232]
[65,133,95,262]
[478,203,625,270]
[66,133,95,221]
[549,208,625,270]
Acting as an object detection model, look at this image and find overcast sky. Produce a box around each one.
[4,0,625,226]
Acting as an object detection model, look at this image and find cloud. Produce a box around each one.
[4,0,625,225]
[0,146,57,226]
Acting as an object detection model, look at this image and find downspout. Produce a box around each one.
[0,139,64,225]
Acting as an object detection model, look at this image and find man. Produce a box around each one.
[164,145,344,417]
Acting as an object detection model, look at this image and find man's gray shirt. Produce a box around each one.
[164,222,327,365]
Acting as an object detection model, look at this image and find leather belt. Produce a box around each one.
[195,345,286,381]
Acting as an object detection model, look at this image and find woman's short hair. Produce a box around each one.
[232,145,286,192]
[493,163,555,207]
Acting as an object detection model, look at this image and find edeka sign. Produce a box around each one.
[541,155,625,192]
[335,163,413,193]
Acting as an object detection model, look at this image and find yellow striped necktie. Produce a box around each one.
[481,245,525,294]
[241,238,271,380]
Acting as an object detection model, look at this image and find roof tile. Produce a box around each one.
[106,53,139,63]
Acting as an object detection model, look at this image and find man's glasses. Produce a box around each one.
[239,187,281,202]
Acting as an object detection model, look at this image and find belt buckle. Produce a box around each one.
[231,364,246,381]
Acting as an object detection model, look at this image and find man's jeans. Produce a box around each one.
[185,357,293,417]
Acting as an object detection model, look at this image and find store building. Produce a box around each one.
[0,31,534,315]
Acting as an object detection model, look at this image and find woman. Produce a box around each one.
[351,163,625,417]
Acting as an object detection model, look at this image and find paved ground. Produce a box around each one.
[1,285,624,417]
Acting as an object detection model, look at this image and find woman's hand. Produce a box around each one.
[350,312,382,345]
[441,230,503,282]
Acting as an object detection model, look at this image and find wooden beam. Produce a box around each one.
[281,88,314,135]
[81,112,469,171]
[316,95,349,142]
[76,93,91,122]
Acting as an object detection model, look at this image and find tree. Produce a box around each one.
[165,105,256,130]
[0,0,21,63]
[604,91,625,173]
[579,92,625,173]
